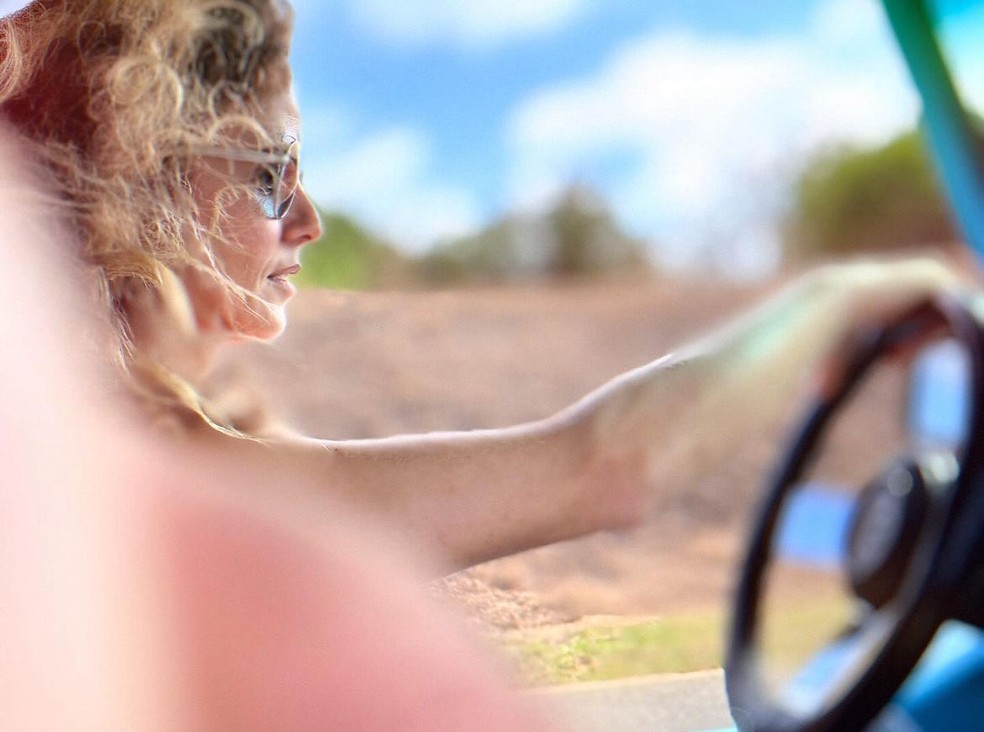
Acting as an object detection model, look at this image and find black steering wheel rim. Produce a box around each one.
[725,294,984,732]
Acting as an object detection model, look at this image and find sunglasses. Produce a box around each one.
[191,139,301,220]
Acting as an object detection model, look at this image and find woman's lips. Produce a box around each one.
[266,264,301,299]
[268,264,301,281]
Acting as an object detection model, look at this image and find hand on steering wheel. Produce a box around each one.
[726,294,984,732]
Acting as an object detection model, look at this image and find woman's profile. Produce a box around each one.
[0,0,962,573]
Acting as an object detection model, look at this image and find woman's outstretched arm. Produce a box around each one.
[230,258,963,571]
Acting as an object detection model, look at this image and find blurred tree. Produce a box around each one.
[782,130,958,263]
[417,184,651,285]
[548,185,650,277]
[296,210,408,290]
[415,217,543,286]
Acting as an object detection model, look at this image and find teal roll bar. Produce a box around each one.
[883,0,984,256]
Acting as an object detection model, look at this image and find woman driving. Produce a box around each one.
[0,0,962,571]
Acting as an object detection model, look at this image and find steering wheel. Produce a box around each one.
[725,294,984,732]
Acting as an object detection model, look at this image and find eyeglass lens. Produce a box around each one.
[265,144,300,220]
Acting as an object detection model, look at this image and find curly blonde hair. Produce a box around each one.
[0,0,294,432]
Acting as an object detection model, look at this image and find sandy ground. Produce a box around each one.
[221,273,894,630]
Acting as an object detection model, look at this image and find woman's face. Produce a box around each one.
[183,91,322,342]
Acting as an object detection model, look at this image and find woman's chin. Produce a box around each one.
[264,275,297,303]
[229,303,287,342]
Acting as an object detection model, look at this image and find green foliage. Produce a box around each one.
[783,130,957,263]
[295,210,407,290]
[416,218,529,286]
[503,614,724,685]
[548,186,651,277]
[417,185,651,286]
[300,188,651,290]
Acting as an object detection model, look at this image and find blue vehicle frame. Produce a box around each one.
[885,0,984,258]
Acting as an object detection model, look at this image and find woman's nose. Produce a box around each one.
[282,184,323,247]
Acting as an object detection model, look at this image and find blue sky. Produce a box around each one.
[2,0,969,275]
[286,0,927,276]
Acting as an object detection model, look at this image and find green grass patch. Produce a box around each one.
[505,587,852,687]
[504,613,725,685]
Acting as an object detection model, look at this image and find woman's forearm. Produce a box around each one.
[257,354,720,570]
[279,416,633,570]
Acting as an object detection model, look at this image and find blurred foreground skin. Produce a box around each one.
[0,126,558,731]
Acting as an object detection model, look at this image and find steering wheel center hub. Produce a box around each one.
[846,461,929,608]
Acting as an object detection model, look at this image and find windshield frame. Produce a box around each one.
[883,0,984,259]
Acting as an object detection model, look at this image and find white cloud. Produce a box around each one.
[343,0,590,50]
[301,111,483,251]
[504,0,919,274]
